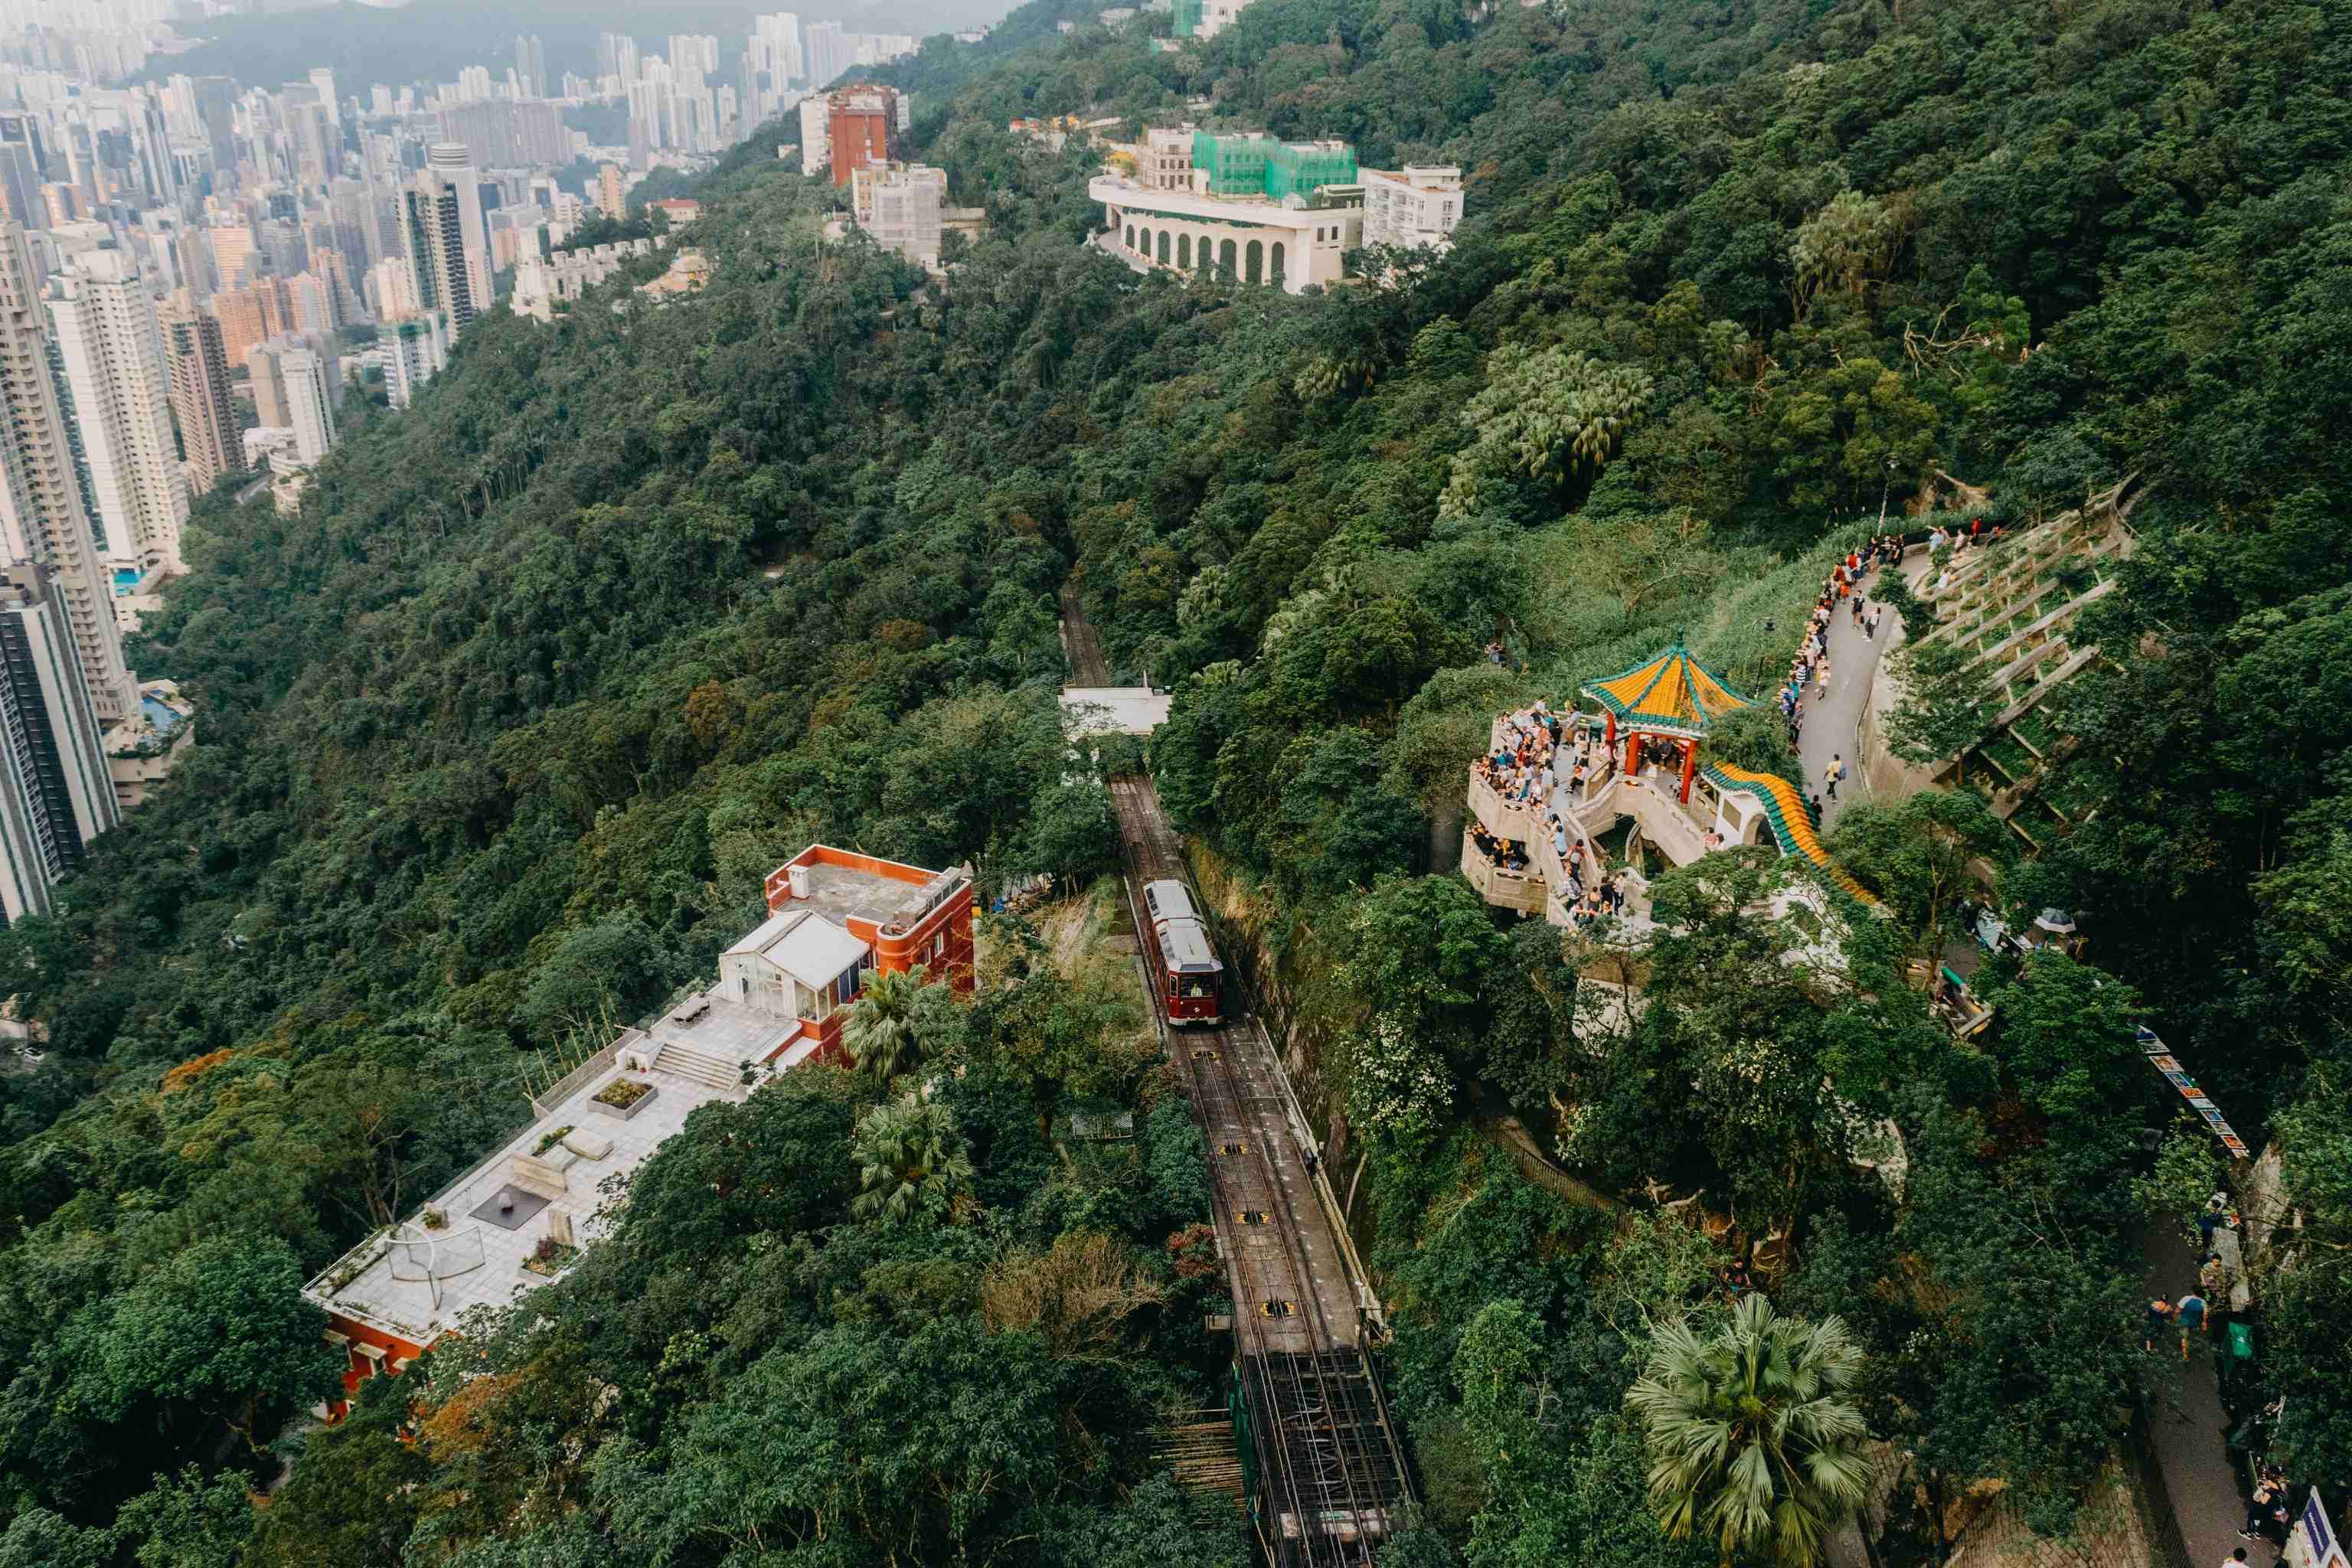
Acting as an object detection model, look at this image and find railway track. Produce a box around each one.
[1107,775,1413,1566]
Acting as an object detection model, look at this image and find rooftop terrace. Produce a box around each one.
[303,1055,747,1348]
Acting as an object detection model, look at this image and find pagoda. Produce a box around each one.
[1579,635,1754,803]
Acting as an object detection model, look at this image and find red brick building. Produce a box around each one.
[826,86,897,186]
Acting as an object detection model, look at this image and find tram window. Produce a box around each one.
[1178,976,1214,999]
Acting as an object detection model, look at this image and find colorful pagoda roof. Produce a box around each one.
[1580,637,1753,738]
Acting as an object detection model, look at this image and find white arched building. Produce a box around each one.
[1088,173,1361,295]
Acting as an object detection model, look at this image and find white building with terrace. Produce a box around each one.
[1089,172,1360,292]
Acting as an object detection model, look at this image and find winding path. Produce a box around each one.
[1795,554,1916,835]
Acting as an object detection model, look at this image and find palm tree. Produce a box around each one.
[849,1096,975,1223]
[1623,1293,1874,1568]
[842,964,931,1086]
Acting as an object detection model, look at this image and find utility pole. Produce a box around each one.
[1877,453,1898,528]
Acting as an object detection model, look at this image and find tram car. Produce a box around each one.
[1142,878,1224,1025]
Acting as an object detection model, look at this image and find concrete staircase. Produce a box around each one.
[652,1042,740,1090]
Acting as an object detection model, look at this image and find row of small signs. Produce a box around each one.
[2137,1025,2250,1158]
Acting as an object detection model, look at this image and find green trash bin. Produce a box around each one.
[2228,1320,2255,1360]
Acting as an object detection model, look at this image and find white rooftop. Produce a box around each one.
[724,907,869,987]
[1061,684,1172,737]
[302,1056,748,1346]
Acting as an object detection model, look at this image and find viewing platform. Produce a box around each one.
[1462,639,1873,936]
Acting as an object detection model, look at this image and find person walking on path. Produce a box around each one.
[2145,1295,2175,1352]
[1825,754,1846,801]
[1816,658,1831,700]
[2177,1287,2209,1356]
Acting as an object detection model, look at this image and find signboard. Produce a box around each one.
[2137,1027,2251,1158]
[2295,1488,2350,1568]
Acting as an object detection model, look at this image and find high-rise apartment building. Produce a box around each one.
[279,345,336,465]
[596,163,626,220]
[157,293,240,495]
[46,247,190,580]
[191,77,237,186]
[514,35,547,100]
[366,256,419,322]
[212,276,292,364]
[423,144,491,315]
[207,220,257,290]
[799,96,830,177]
[0,563,119,925]
[247,340,293,430]
[383,316,446,410]
[0,116,44,230]
[804,22,848,89]
[402,165,479,335]
[0,225,132,727]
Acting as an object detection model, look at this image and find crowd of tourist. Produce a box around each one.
[1775,534,1904,752]
[1471,699,1647,921]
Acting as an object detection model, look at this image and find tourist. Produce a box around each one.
[1824,754,1846,801]
[2143,1295,2174,1351]
[2176,1287,2208,1356]
[1817,658,1831,699]
[2201,1251,2228,1300]
[2243,1478,2282,1541]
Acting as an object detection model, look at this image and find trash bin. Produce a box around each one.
[2228,1320,2255,1360]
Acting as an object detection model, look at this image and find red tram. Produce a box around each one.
[1142,879,1224,1025]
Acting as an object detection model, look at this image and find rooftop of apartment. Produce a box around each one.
[780,849,965,929]
[302,1050,750,1348]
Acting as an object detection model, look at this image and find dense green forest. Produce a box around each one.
[15,0,2352,1563]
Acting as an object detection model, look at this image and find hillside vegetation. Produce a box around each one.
[7,0,2352,1563]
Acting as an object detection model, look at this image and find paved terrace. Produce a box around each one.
[303,1059,749,1348]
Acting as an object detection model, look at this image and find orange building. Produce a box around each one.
[212,277,293,365]
[826,86,897,186]
[760,843,975,1064]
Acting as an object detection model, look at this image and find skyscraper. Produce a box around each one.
[158,293,239,495]
[515,35,547,99]
[0,116,44,230]
[0,224,133,727]
[191,77,237,186]
[596,163,625,220]
[423,144,491,315]
[403,165,479,335]
[0,562,120,925]
[46,249,191,580]
[280,346,336,465]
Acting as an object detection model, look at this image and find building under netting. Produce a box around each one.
[1858,481,2139,851]
[1191,131,1357,202]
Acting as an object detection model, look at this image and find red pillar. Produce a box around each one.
[1625,730,1641,780]
[1679,740,1698,803]
[1603,712,1615,754]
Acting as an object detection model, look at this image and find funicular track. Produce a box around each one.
[1108,774,1413,1565]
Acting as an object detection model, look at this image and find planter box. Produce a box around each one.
[588,1079,659,1121]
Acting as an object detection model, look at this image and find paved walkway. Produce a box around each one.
[1795,567,1903,834]
[2141,1222,2271,1568]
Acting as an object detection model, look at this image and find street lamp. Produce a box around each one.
[1877,455,1899,529]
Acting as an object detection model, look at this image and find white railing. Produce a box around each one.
[1461,832,1544,912]
[1467,771,1536,841]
